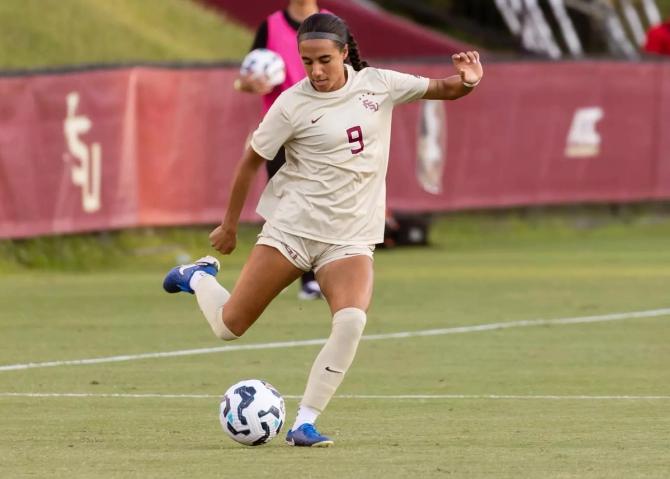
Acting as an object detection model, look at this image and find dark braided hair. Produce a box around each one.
[346,33,369,71]
[298,13,369,71]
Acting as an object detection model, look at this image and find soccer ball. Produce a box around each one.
[219,379,286,446]
[240,48,286,87]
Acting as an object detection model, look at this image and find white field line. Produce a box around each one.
[1,307,669,373]
[1,392,669,400]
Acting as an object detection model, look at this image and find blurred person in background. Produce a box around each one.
[644,17,670,55]
[165,13,483,447]
[234,0,327,300]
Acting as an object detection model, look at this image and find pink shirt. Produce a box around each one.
[263,9,330,112]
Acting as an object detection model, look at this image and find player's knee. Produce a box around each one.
[220,308,255,340]
[210,306,240,341]
[332,307,367,340]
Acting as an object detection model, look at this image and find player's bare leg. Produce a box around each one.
[222,245,303,336]
[316,255,374,314]
[287,255,373,447]
[164,245,302,339]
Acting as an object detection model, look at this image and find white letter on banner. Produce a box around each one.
[564,107,604,158]
[63,92,102,213]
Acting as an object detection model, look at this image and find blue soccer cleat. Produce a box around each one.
[162,255,220,294]
[285,424,334,447]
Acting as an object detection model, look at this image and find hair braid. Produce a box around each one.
[347,33,369,71]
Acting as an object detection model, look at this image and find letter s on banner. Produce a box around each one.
[63,92,102,213]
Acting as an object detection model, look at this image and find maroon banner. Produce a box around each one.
[0,61,669,239]
[0,68,267,238]
[384,61,668,212]
[655,63,670,198]
[0,70,137,238]
[131,68,265,226]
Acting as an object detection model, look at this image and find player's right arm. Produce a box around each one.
[210,95,293,254]
[235,74,274,95]
[209,146,265,254]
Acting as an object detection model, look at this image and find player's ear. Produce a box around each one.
[342,44,349,61]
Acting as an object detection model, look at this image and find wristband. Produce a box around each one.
[462,78,480,88]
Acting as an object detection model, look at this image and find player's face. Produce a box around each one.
[299,39,349,92]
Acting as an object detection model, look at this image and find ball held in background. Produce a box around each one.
[240,48,286,87]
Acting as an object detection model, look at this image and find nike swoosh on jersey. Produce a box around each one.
[325,366,343,374]
[311,114,325,124]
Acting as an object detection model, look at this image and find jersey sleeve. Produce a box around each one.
[377,68,430,105]
[250,96,293,160]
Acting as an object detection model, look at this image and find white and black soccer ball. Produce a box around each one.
[219,379,286,446]
[240,48,286,87]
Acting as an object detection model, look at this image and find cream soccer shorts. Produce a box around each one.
[256,222,375,272]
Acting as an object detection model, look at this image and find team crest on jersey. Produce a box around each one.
[358,92,379,112]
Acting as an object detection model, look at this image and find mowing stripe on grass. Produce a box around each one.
[1,392,669,400]
[1,307,669,372]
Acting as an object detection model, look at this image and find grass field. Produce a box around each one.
[0,0,251,70]
[1,215,669,478]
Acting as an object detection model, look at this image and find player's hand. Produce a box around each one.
[209,224,237,255]
[240,73,274,95]
[451,51,483,86]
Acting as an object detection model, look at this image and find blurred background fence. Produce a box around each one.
[0,0,669,239]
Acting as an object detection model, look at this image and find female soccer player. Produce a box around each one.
[164,13,483,447]
[235,0,327,300]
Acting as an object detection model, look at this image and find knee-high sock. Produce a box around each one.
[192,273,237,341]
[300,307,367,413]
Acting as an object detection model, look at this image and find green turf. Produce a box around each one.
[1,216,669,478]
[0,0,251,70]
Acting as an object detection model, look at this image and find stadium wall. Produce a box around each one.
[1,61,669,239]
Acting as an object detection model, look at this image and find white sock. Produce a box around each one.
[189,270,208,291]
[291,405,320,430]
[298,307,367,413]
[192,274,237,340]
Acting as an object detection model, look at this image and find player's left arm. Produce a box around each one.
[422,51,483,101]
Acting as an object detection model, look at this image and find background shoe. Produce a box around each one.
[162,255,220,294]
[285,424,333,447]
[297,280,322,300]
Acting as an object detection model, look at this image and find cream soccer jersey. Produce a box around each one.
[250,64,429,245]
